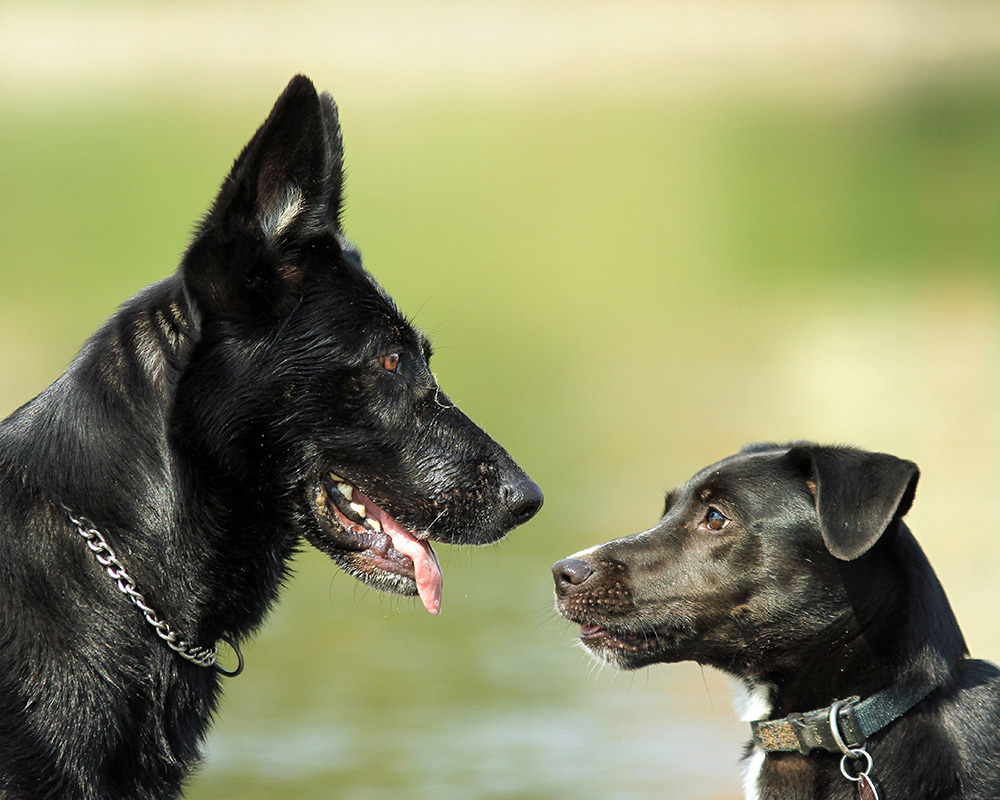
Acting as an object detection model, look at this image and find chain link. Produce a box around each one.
[67,510,219,669]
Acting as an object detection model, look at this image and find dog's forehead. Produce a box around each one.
[336,236,393,307]
[683,448,793,499]
[327,235,426,345]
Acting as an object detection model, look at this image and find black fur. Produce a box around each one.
[554,443,1000,799]
[0,75,541,799]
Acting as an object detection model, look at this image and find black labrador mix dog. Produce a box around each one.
[0,75,542,799]
[554,443,1000,799]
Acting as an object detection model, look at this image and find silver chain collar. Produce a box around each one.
[66,509,243,677]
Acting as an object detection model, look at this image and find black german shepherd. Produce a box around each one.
[0,75,541,799]
[554,444,1000,799]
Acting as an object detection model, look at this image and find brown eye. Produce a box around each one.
[381,352,400,373]
[705,508,729,531]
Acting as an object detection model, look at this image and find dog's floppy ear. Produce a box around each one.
[182,75,346,321]
[786,445,919,561]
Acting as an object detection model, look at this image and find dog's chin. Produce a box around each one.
[573,621,694,670]
[318,544,420,598]
[306,473,444,614]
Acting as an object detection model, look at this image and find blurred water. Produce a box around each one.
[187,550,747,800]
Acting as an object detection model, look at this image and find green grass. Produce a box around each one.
[5,81,998,324]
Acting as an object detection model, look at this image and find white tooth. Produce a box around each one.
[329,472,343,482]
[368,518,382,533]
[336,483,353,501]
[350,502,367,518]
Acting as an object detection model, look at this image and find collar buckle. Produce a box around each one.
[751,680,942,755]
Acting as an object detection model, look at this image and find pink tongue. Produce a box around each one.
[379,512,443,615]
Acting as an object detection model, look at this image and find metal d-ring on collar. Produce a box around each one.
[66,509,244,678]
[829,700,855,754]
[831,701,881,799]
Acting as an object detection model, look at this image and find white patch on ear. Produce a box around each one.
[259,184,304,241]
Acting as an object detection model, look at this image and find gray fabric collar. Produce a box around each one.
[750,680,939,755]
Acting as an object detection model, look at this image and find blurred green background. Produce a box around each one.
[2,2,999,799]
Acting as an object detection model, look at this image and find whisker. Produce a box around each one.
[423,507,449,534]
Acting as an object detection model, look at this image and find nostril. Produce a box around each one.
[503,477,544,525]
[552,558,594,591]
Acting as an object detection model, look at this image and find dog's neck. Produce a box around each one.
[734,531,966,800]
[730,523,968,800]
[742,526,965,725]
[3,275,295,648]
[750,618,896,721]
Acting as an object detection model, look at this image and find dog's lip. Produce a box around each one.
[316,475,443,615]
[578,621,626,642]
[575,619,681,651]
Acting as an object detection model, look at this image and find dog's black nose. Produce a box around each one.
[503,477,544,525]
[552,558,594,592]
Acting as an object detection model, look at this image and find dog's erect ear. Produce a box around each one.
[786,445,919,561]
[182,75,346,321]
[317,90,345,225]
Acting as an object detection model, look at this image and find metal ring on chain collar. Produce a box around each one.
[215,636,245,677]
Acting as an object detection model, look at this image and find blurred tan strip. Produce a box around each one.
[2,0,1000,101]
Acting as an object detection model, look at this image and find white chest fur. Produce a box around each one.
[731,679,775,800]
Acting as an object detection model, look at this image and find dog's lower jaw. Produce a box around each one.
[569,619,696,670]
[306,477,444,614]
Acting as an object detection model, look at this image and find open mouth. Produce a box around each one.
[313,473,443,615]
